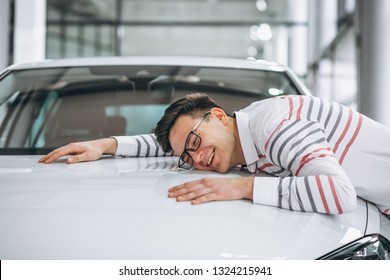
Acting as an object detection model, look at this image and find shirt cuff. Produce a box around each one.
[253,176,280,207]
[111,136,137,157]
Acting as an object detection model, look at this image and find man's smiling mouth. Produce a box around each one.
[207,149,215,166]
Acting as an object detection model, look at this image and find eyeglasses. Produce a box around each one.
[178,112,210,170]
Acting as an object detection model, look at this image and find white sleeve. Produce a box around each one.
[112,134,173,157]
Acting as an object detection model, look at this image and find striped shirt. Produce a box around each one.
[114,96,390,215]
[237,95,390,215]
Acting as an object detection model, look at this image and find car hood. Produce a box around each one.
[0,156,368,260]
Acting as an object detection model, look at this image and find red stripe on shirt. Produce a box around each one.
[287,96,294,120]
[296,154,328,175]
[299,147,331,165]
[339,113,363,165]
[264,120,286,151]
[258,163,274,171]
[328,176,343,214]
[333,108,353,154]
[295,149,331,175]
[316,175,330,214]
[296,96,304,120]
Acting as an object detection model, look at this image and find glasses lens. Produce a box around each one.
[186,132,201,151]
[179,152,193,169]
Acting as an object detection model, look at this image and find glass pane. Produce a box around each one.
[47,0,117,21]
[0,65,299,153]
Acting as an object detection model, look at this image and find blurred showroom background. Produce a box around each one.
[0,0,389,126]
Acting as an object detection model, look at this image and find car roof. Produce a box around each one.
[6,55,288,72]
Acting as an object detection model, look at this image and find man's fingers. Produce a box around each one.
[67,156,76,164]
[38,149,60,163]
[39,150,67,163]
[38,139,109,164]
[168,178,207,192]
[38,154,49,163]
[192,193,218,205]
[175,187,213,202]
[168,183,205,198]
[39,150,63,163]
[39,145,85,164]
[168,183,194,193]
[168,177,254,205]
[67,153,89,164]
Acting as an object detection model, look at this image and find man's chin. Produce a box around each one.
[193,163,228,173]
[215,165,230,173]
[217,162,238,173]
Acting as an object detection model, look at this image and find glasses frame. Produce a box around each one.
[178,112,211,170]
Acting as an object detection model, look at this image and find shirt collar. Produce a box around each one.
[234,111,259,172]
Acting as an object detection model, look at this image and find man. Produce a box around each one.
[39,93,390,216]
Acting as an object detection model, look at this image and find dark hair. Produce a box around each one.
[155,93,223,152]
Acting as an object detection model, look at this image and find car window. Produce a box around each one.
[0,65,301,154]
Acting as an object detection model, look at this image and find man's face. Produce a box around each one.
[169,109,235,173]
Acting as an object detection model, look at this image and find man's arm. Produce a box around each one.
[114,134,172,158]
[252,119,357,214]
[39,134,172,164]
[253,160,357,214]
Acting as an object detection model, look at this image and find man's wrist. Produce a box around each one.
[243,176,254,200]
[101,137,118,155]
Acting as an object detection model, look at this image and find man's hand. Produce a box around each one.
[168,177,254,204]
[38,138,118,164]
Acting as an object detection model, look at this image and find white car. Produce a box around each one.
[0,56,389,259]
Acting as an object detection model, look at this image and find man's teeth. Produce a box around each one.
[207,151,215,166]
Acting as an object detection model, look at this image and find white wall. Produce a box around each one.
[0,0,11,70]
[357,0,390,126]
[13,0,46,64]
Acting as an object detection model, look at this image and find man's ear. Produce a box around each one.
[210,107,228,124]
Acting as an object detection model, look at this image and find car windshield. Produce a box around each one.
[0,65,299,154]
